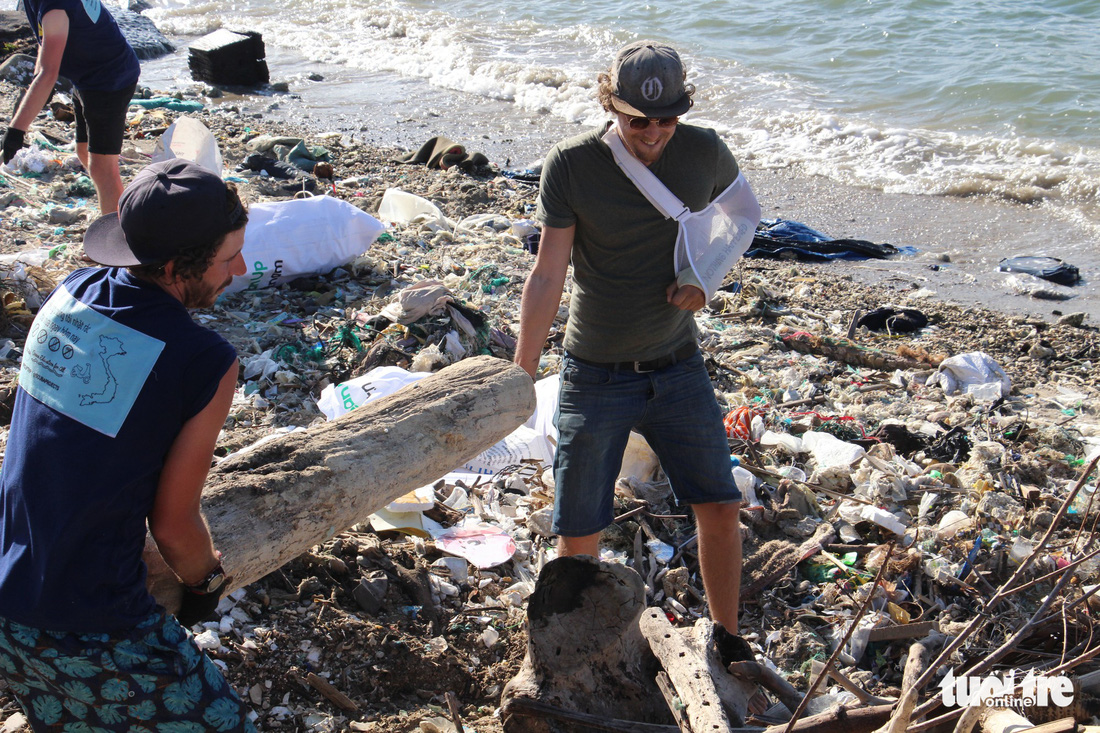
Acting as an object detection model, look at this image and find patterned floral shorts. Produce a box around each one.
[0,610,256,732]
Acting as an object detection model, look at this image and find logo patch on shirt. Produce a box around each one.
[19,286,165,437]
[81,0,102,23]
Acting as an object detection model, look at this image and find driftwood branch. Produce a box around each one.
[145,356,535,611]
[640,610,742,730]
[729,661,804,715]
[763,704,894,733]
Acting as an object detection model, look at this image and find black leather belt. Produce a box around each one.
[568,342,698,373]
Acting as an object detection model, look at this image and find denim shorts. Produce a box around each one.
[552,350,741,536]
[0,610,255,732]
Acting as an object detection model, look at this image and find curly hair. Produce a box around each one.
[596,70,696,114]
[129,182,248,283]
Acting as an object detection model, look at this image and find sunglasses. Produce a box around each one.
[625,115,679,130]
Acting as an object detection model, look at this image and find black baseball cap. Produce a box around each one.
[84,159,241,267]
[609,40,691,118]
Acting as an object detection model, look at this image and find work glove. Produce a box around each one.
[176,586,224,627]
[2,128,25,164]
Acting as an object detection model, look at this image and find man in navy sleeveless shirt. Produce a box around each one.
[0,160,255,731]
[3,0,140,214]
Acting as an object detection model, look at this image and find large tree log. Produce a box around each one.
[979,708,1035,733]
[146,356,535,609]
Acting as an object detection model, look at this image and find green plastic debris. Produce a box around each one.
[68,175,96,197]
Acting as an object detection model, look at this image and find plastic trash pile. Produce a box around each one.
[2,83,1100,732]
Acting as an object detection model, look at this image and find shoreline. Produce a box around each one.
[2,70,1100,732]
[140,43,1099,326]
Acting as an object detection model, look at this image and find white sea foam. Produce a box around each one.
[127,0,1100,236]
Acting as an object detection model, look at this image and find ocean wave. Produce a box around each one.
[140,0,1100,228]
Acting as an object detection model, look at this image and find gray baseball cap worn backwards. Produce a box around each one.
[84,159,241,267]
[610,40,691,118]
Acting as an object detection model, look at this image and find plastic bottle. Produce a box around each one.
[732,465,760,507]
[1069,484,1097,516]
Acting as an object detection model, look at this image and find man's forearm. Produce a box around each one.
[514,273,564,377]
[151,512,220,586]
[11,70,59,132]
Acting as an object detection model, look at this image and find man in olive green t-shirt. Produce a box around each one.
[514,40,747,633]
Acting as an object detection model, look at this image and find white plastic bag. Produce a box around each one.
[227,195,384,293]
[521,374,561,463]
[316,366,429,420]
[377,188,451,231]
[151,116,223,174]
[802,430,866,469]
[927,351,1011,398]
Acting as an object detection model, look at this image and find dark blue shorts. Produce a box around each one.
[552,350,741,536]
[0,610,255,732]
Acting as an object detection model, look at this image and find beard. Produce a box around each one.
[180,276,232,309]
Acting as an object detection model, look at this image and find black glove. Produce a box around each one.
[176,586,224,627]
[2,128,25,164]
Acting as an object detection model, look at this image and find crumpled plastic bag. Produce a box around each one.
[378,279,452,325]
[151,116,223,174]
[927,351,1011,398]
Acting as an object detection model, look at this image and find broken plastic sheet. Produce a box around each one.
[431,520,516,569]
[462,424,552,475]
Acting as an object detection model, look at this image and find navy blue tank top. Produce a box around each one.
[23,0,140,92]
[0,268,236,632]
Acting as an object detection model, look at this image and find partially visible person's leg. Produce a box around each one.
[87,151,124,214]
[558,533,600,557]
[552,355,644,557]
[638,350,744,629]
[72,94,90,171]
[74,84,135,214]
[693,500,743,631]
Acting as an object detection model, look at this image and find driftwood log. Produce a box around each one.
[146,356,535,610]
[640,610,757,729]
[501,556,674,732]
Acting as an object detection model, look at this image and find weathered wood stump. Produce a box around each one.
[502,555,760,731]
[146,355,535,610]
[501,556,674,732]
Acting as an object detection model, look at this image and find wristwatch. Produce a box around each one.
[185,563,227,595]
